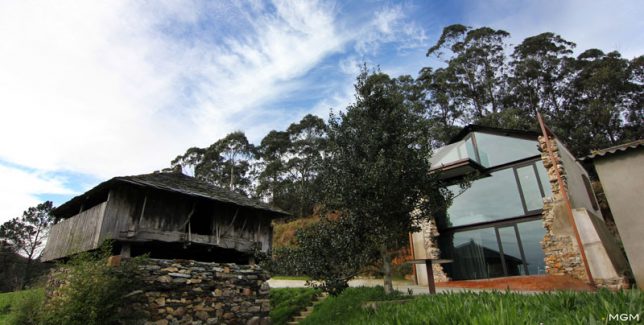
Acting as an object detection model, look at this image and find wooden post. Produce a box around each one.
[425,260,436,294]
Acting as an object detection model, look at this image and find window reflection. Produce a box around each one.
[440,227,504,280]
[440,220,546,280]
[474,133,538,167]
[517,220,546,275]
[446,168,524,227]
[517,165,543,212]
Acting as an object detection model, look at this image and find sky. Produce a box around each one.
[0,0,642,224]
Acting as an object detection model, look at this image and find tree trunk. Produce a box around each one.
[381,248,394,294]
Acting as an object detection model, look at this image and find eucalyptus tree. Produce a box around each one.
[172,131,257,195]
[426,24,510,122]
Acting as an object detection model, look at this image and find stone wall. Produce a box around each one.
[421,219,449,283]
[538,136,589,282]
[138,259,270,325]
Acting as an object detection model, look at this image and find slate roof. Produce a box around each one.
[582,139,644,161]
[53,172,289,218]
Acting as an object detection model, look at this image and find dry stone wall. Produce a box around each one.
[421,219,449,282]
[138,259,271,325]
[538,136,589,282]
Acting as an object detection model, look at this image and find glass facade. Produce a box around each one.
[433,131,551,281]
[474,132,539,167]
[430,136,477,167]
[445,169,524,227]
[440,219,546,280]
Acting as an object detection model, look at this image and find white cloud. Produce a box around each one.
[0,0,431,222]
[0,165,75,223]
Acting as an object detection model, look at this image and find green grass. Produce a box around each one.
[270,288,319,325]
[0,289,44,324]
[301,287,644,325]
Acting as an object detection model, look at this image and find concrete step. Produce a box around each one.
[293,316,307,321]
[287,322,299,325]
[299,311,312,317]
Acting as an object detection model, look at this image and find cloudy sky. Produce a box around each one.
[0,0,642,223]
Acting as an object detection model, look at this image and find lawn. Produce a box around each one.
[300,287,644,325]
[0,289,44,324]
[270,287,319,325]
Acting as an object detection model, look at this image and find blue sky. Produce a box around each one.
[0,0,642,223]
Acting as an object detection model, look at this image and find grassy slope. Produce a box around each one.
[0,289,44,324]
[302,287,644,325]
[270,288,318,325]
[272,216,319,249]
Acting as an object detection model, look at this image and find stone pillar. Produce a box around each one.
[421,219,449,283]
[538,136,589,282]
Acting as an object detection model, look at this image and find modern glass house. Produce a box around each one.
[418,125,552,281]
[414,125,551,280]
[412,125,630,288]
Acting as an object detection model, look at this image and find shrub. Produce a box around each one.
[268,217,379,295]
[41,245,146,325]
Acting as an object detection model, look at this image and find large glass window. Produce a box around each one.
[474,133,539,167]
[445,160,552,228]
[516,165,544,212]
[439,219,546,280]
[446,168,524,227]
[439,227,504,280]
[517,220,546,275]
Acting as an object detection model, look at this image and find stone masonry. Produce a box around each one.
[538,136,589,282]
[421,219,450,283]
[138,259,271,325]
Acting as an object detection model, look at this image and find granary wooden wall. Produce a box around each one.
[43,184,273,262]
[42,202,107,261]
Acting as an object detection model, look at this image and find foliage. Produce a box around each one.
[0,201,55,289]
[269,288,318,325]
[321,68,451,293]
[301,287,644,325]
[268,216,379,295]
[172,131,257,195]
[41,245,146,325]
[423,24,643,155]
[256,114,328,217]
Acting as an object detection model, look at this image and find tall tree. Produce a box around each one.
[426,24,510,122]
[508,32,576,129]
[285,114,327,218]
[558,50,642,155]
[256,115,327,217]
[172,131,256,195]
[322,69,449,293]
[0,201,55,289]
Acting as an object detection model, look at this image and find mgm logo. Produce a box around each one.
[605,314,640,322]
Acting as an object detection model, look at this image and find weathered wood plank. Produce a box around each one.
[42,201,106,261]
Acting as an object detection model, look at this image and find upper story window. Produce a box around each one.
[443,161,551,229]
[430,132,540,171]
[430,136,477,168]
[474,132,539,168]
